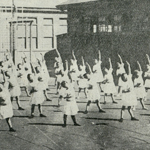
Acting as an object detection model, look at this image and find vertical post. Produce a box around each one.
[29,22,33,62]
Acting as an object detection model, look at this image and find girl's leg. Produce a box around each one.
[84,88,87,98]
[85,100,91,114]
[128,106,139,121]
[25,86,31,97]
[95,100,105,113]
[30,104,35,118]
[71,115,80,126]
[139,98,147,110]
[44,90,51,101]
[77,88,82,99]
[56,82,60,94]
[16,96,24,110]
[119,106,126,122]
[99,83,103,92]
[104,94,106,104]
[38,104,46,117]
[11,97,13,103]
[118,86,122,95]
[111,94,117,104]
[6,118,16,132]
[63,114,67,127]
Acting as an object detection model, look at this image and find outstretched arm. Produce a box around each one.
[72,50,76,60]
[109,58,112,69]
[137,61,142,71]
[81,56,85,66]
[98,50,101,61]
[126,61,131,75]
[30,63,36,75]
[65,60,68,71]
[86,62,92,74]
[40,53,45,62]
[146,54,150,65]
[118,54,123,64]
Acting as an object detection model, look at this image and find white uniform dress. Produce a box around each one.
[17,69,29,87]
[30,80,46,105]
[102,68,117,94]
[8,75,21,97]
[134,72,146,99]
[59,84,79,115]
[144,71,150,88]
[93,61,103,83]
[0,87,13,119]
[87,74,101,101]
[69,61,79,81]
[120,75,137,106]
[116,64,126,86]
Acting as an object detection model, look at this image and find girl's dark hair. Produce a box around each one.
[17,63,22,69]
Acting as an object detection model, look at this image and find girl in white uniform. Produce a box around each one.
[92,50,103,91]
[144,54,150,92]
[85,63,105,114]
[119,61,138,122]
[59,81,80,127]
[5,71,24,110]
[116,54,126,95]
[54,49,63,86]
[133,61,147,110]
[17,63,30,97]
[77,57,87,98]
[102,58,117,104]
[27,74,47,118]
[0,84,16,132]
[69,51,79,85]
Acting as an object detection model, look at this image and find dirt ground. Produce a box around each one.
[1,78,150,150]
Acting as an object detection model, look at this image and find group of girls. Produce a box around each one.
[55,49,150,126]
[0,51,51,131]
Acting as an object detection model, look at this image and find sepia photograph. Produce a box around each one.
[0,0,150,149]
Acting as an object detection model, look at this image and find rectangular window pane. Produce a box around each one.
[17,38,26,49]
[17,25,25,37]
[43,26,53,37]
[43,18,53,25]
[42,37,53,49]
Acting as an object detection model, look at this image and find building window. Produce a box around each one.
[98,17,112,32]
[59,18,67,34]
[17,17,38,50]
[43,18,54,49]
[113,15,122,32]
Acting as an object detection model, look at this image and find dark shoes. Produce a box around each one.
[112,101,117,104]
[18,107,24,110]
[40,114,46,117]
[74,123,81,126]
[119,118,123,122]
[131,117,139,121]
[9,128,16,132]
[99,109,105,113]
[46,99,52,101]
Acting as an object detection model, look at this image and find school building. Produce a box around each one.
[0,0,67,64]
[57,0,150,73]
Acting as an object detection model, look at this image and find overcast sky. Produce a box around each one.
[0,0,67,8]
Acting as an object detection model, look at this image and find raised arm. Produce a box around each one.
[118,54,123,64]
[146,54,150,65]
[81,56,85,66]
[30,63,36,75]
[137,61,142,71]
[86,62,92,74]
[40,53,45,62]
[98,50,101,61]
[72,50,76,60]
[126,61,131,75]
[109,58,112,69]
[65,60,68,71]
